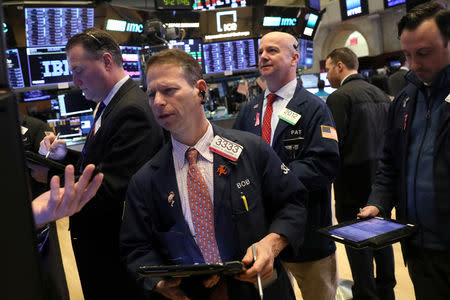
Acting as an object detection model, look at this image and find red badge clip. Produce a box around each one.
[217,165,228,176]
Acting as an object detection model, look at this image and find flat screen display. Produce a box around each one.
[47,116,83,139]
[57,89,94,117]
[6,49,25,89]
[168,39,202,69]
[298,39,314,67]
[120,46,141,80]
[384,0,406,8]
[329,218,406,242]
[202,38,257,74]
[193,0,246,10]
[22,90,52,102]
[26,46,72,87]
[340,0,369,20]
[25,7,94,47]
[300,74,318,89]
[320,72,331,86]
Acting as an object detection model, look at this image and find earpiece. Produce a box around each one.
[199,90,206,105]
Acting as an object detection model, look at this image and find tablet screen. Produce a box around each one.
[329,218,406,242]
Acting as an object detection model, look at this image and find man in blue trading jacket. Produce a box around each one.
[359,2,450,300]
[120,49,308,300]
[233,32,340,300]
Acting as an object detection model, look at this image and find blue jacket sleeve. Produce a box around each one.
[288,103,340,192]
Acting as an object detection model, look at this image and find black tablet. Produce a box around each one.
[138,261,244,278]
[25,150,66,171]
[318,217,417,249]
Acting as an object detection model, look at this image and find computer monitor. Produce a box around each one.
[298,39,314,67]
[202,38,257,74]
[25,7,94,47]
[120,46,141,80]
[22,90,52,102]
[47,116,83,139]
[300,74,318,89]
[26,46,72,87]
[80,114,94,135]
[0,92,46,299]
[340,0,369,20]
[6,49,25,89]
[320,72,331,87]
[168,39,202,69]
[384,0,406,8]
[57,89,94,117]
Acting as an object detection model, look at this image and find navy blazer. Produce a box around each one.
[234,84,339,261]
[120,125,308,300]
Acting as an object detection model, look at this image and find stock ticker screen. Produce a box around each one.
[168,39,203,69]
[25,7,94,47]
[26,46,72,87]
[6,49,25,89]
[298,38,314,67]
[120,46,142,80]
[202,39,257,74]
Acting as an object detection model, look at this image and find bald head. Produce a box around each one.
[258,32,299,92]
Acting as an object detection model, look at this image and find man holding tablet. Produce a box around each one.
[359,2,450,300]
[120,49,308,300]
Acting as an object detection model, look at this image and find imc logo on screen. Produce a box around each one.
[41,60,70,77]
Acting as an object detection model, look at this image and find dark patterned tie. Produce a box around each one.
[262,93,277,144]
[79,101,106,171]
[186,148,221,263]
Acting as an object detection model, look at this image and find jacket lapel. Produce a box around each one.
[272,84,303,147]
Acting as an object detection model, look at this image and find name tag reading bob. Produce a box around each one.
[210,135,243,162]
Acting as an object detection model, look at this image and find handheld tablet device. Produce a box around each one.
[138,261,243,278]
[318,217,417,249]
[25,150,66,171]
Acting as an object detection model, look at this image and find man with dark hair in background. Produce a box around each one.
[37,28,164,299]
[359,2,450,299]
[325,47,394,300]
[234,31,340,300]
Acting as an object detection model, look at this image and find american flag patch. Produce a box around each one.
[321,125,338,142]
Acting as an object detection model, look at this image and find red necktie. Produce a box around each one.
[262,93,277,144]
[186,148,221,263]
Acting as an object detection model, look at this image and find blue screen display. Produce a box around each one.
[329,218,406,242]
[385,0,406,7]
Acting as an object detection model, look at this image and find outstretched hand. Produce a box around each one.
[32,164,103,228]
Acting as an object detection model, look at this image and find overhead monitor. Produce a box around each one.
[26,46,72,87]
[120,46,142,80]
[168,39,202,69]
[300,11,321,39]
[6,49,25,89]
[25,7,94,47]
[339,0,369,20]
[300,74,318,89]
[262,6,301,28]
[202,38,257,74]
[155,0,193,10]
[193,0,247,10]
[384,0,406,8]
[307,0,321,11]
[57,89,94,117]
[298,38,314,67]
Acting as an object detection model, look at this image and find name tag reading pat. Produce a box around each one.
[279,108,301,125]
[210,135,243,162]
